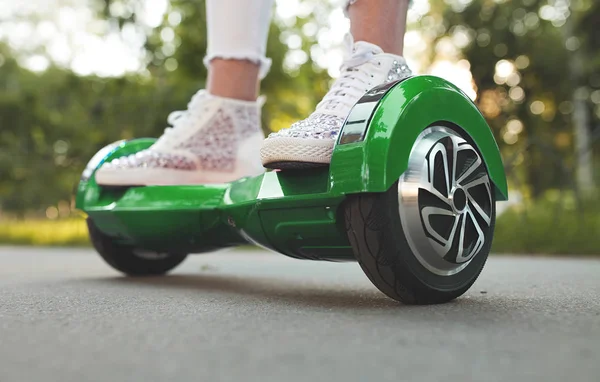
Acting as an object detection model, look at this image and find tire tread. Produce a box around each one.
[344,188,492,305]
[87,218,187,276]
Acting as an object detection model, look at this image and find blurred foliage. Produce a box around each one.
[0,45,198,216]
[0,0,333,217]
[0,0,599,253]
[493,192,600,255]
[424,0,600,199]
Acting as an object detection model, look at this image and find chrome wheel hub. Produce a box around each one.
[398,126,494,276]
[450,187,467,213]
[132,249,170,260]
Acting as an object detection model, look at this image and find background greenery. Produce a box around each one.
[0,0,598,254]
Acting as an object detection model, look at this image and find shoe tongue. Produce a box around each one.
[352,41,384,56]
[342,41,384,69]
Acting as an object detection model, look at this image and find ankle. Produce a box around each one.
[348,0,409,56]
[207,59,261,101]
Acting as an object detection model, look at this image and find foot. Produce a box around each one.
[260,39,412,169]
[95,91,265,186]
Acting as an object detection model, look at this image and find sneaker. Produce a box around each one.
[95,91,265,186]
[260,38,412,169]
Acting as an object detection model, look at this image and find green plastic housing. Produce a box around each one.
[76,76,508,261]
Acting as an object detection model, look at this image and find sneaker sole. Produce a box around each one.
[260,137,334,169]
[265,161,329,170]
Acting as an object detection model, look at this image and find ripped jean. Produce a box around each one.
[205,0,368,79]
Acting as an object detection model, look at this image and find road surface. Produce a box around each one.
[0,247,599,382]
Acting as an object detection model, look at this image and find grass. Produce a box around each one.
[492,193,600,255]
[0,217,90,247]
[1,192,598,255]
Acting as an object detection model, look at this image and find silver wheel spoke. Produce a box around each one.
[462,174,489,191]
[456,146,482,185]
[398,126,494,276]
[421,206,458,247]
[466,186,492,226]
[423,141,453,205]
[428,142,451,197]
[450,138,459,188]
[445,214,461,253]
[422,182,453,206]
[454,214,467,261]
[456,209,486,263]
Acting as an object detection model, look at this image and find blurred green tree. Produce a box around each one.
[0,44,185,216]
[1,0,598,217]
[99,0,335,133]
[423,0,599,199]
[0,0,334,216]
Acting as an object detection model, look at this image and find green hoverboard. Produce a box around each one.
[76,75,508,305]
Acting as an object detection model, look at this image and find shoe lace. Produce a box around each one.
[315,43,383,118]
[156,90,211,146]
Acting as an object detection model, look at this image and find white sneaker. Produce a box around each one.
[95,91,265,186]
[260,38,412,169]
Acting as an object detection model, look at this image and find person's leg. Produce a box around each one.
[348,0,410,56]
[261,0,412,168]
[96,0,274,186]
[207,59,260,101]
[205,0,274,100]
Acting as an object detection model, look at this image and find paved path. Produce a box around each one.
[1,247,599,382]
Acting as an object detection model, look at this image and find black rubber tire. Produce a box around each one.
[344,181,495,305]
[87,218,187,276]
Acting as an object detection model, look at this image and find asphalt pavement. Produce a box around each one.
[1,246,599,382]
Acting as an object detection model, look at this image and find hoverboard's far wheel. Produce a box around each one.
[87,218,187,276]
[345,126,496,304]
